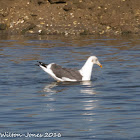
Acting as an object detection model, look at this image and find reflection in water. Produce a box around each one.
[43,81,98,113]
[43,81,96,95]
[43,81,78,93]
[80,81,97,95]
[42,81,98,131]
[80,81,98,113]
[43,82,58,93]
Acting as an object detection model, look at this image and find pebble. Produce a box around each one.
[106,26,110,30]
[38,30,42,33]
[73,21,77,25]
[0,23,7,30]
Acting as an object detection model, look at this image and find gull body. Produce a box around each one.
[37,56,102,82]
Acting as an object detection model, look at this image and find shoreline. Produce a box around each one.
[0,0,140,35]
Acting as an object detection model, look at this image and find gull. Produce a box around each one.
[37,56,102,82]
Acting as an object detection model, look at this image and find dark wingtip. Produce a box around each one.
[37,61,48,67]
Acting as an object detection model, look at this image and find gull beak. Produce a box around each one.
[97,61,102,68]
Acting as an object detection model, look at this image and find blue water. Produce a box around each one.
[0,35,140,140]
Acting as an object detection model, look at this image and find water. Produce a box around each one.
[0,35,140,140]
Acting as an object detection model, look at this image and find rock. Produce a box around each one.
[76,3,85,9]
[63,4,72,11]
[121,30,132,35]
[37,0,47,5]
[121,25,133,35]
[30,0,47,5]
[27,23,36,30]
[80,29,90,35]
[21,23,36,34]
[48,0,66,4]
[0,23,7,30]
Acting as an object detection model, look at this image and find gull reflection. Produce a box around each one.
[43,82,70,94]
[42,81,98,114]
[80,81,97,95]
[41,82,59,112]
[43,80,98,95]
[43,81,83,93]
[43,82,58,93]
[80,81,98,115]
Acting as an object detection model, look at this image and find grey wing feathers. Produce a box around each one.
[51,64,82,81]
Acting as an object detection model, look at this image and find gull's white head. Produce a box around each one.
[88,56,102,68]
[79,56,102,81]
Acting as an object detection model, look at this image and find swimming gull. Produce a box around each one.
[37,56,102,82]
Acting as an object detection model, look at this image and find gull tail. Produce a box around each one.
[37,61,48,67]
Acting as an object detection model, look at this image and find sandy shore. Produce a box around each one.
[0,0,140,35]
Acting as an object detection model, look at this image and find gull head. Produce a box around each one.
[89,56,102,68]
